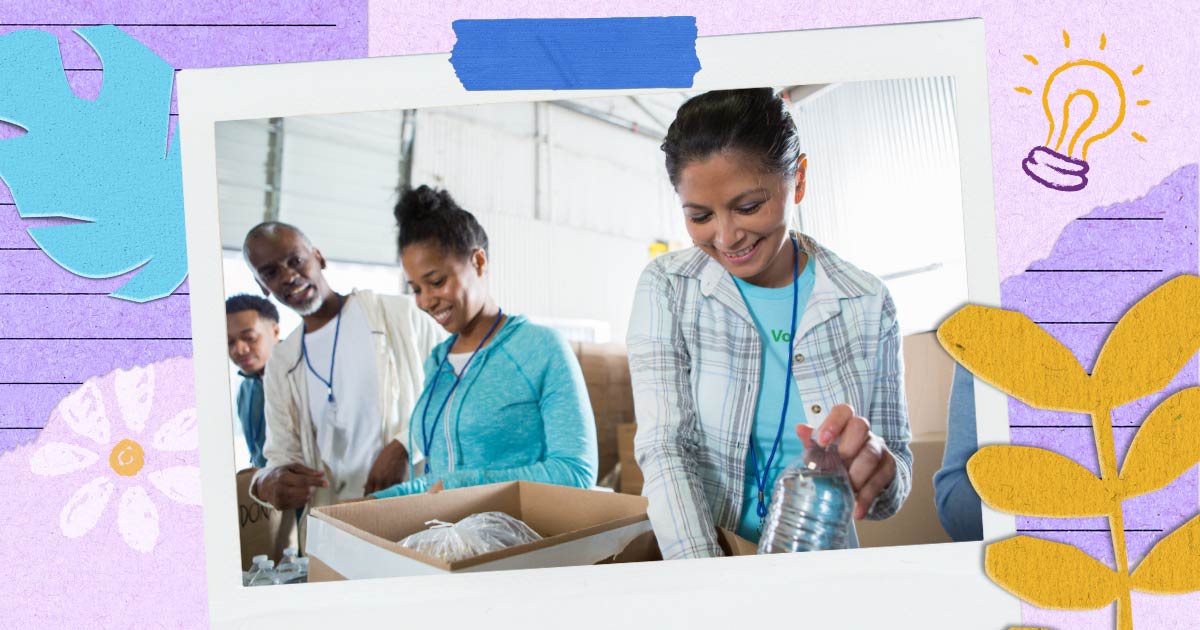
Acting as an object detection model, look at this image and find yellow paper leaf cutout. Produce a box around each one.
[986,536,1122,609]
[1119,387,1200,499]
[938,305,1094,411]
[968,445,1115,517]
[1130,514,1200,594]
[1092,275,1200,406]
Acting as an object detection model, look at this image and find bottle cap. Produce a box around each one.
[252,554,268,564]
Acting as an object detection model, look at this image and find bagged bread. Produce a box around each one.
[398,511,542,562]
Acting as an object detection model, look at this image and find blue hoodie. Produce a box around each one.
[373,315,598,497]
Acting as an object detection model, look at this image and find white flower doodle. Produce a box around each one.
[29,364,200,553]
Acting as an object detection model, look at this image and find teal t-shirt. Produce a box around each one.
[732,257,816,542]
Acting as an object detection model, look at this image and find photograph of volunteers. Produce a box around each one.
[242,222,445,516]
[370,185,598,497]
[627,88,914,559]
[215,74,973,575]
[226,294,281,470]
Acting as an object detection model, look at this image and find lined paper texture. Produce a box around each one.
[0,3,367,451]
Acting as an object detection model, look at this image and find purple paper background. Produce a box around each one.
[2,2,1199,628]
[0,2,368,450]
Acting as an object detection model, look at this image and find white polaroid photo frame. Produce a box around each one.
[180,18,1020,629]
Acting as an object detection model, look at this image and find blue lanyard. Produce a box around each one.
[301,294,344,403]
[748,235,801,519]
[419,309,504,475]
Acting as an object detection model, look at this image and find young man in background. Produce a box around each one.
[226,294,281,470]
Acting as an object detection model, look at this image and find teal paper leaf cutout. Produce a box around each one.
[0,25,186,302]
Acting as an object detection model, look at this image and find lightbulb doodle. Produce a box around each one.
[1016,31,1149,192]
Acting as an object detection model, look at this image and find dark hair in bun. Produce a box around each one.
[661,88,801,187]
[394,185,489,260]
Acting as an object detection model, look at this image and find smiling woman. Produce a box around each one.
[369,185,600,497]
[628,88,914,559]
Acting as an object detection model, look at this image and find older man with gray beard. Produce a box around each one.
[242,222,445,537]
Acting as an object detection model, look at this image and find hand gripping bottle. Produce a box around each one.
[757,440,854,553]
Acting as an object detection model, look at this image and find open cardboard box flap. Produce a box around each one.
[308,481,651,575]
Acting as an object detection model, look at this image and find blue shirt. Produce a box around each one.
[732,258,816,541]
[372,315,598,497]
[236,372,268,469]
[933,364,984,541]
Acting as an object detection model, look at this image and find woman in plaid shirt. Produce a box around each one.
[627,88,914,559]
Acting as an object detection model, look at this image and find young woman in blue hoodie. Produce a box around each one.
[371,186,599,498]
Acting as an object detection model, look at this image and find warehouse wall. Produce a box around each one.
[217,100,686,344]
[215,79,968,343]
[793,77,967,333]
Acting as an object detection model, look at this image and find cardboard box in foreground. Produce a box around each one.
[236,467,297,571]
[307,481,652,581]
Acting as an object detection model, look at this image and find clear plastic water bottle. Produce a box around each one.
[246,559,277,586]
[242,555,270,586]
[286,557,309,584]
[276,549,298,576]
[757,441,854,553]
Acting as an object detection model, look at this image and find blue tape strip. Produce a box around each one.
[450,17,701,91]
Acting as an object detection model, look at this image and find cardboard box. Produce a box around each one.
[901,332,956,435]
[856,432,953,548]
[717,527,759,556]
[619,464,644,496]
[236,468,298,571]
[617,422,637,461]
[570,342,636,488]
[605,527,756,564]
[616,423,643,495]
[306,481,652,580]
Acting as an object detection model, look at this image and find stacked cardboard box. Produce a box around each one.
[855,432,951,547]
[569,342,636,486]
[616,422,642,495]
[856,332,956,547]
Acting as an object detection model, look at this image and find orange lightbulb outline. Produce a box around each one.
[1041,59,1126,161]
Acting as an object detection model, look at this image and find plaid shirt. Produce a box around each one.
[626,232,913,560]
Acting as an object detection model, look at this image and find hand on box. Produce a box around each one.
[257,463,329,510]
[797,403,896,520]
[363,439,410,495]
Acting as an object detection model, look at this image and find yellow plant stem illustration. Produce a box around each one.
[1093,406,1132,630]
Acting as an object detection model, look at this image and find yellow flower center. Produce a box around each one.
[109,439,145,477]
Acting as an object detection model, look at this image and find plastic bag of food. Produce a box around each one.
[398,511,542,562]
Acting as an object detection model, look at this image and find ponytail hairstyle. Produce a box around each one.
[394,185,489,260]
[661,88,802,187]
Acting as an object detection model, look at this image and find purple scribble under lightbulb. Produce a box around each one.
[1023,145,1090,191]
